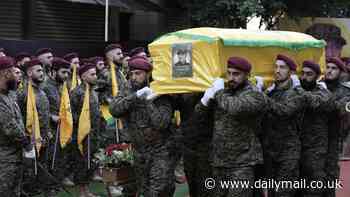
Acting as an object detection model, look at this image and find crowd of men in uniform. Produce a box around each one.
[0,44,349,197]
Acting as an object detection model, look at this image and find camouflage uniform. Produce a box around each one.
[325,81,350,197]
[195,82,268,197]
[175,93,213,197]
[17,82,52,195]
[263,80,306,197]
[300,84,334,197]
[97,63,129,144]
[70,83,100,184]
[109,85,177,197]
[42,78,72,183]
[0,91,27,197]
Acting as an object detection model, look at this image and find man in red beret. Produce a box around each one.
[70,63,100,197]
[299,60,334,197]
[340,57,350,82]
[324,57,350,196]
[263,54,308,197]
[17,59,54,196]
[195,57,268,197]
[0,48,6,57]
[42,57,73,187]
[36,48,54,79]
[110,56,178,197]
[0,56,30,195]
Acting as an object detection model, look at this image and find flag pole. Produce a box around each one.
[87,134,91,169]
[51,122,60,170]
[104,0,109,42]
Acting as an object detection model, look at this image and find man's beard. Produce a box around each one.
[300,80,316,91]
[56,76,65,84]
[131,80,148,91]
[6,79,18,91]
[32,77,43,85]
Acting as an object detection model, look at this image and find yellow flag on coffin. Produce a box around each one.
[110,62,118,97]
[59,82,73,148]
[26,81,41,154]
[77,84,91,154]
[70,64,81,91]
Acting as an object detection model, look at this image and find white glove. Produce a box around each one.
[136,87,153,98]
[291,74,300,87]
[317,81,328,90]
[24,147,36,159]
[255,76,264,92]
[201,87,216,106]
[146,92,159,100]
[212,78,225,91]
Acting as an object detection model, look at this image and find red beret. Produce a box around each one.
[327,57,347,72]
[63,52,79,62]
[128,56,152,72]
[24,58,42,70]
[302,60,321,75]
[78,63,96,76]
[15,52,31,62]
[276,54,297,71]
[0,56,15,71]
[90,56,104,65]
[36,48,53,57]
[52,57,70,70]
[104,44,122,54]
[129,47,145,57]
[227,57,252,73]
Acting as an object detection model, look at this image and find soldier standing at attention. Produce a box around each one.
[195,57,268,197]
[17,58,53,196]
[71,63,100,197]
[109,56,177,197]
[36,48,54,79]
[42,57,73,187]
[0,56,29,196]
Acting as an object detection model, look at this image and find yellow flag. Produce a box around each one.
[70,64,80,91]
[26,81,41,154]
[110,62,119,97]
[59,82,73,148]
[77,84,91,154]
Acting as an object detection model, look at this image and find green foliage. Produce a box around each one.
[180,0,350,29]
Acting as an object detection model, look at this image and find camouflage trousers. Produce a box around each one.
[134,148,176,197]
[183,149,212,197]
[212,166,254,197]
[300,149,327,197]
[0,159,21,197]
[264,155,299,197]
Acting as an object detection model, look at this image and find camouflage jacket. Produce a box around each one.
[0,91,27,160]
[70,83,100,143]
[301,84,334,155]
[109,85,174,153]
[97,63,127,105]
[17,82,51,143]
[263,79,307,160]
[195,82,268,168]
[42,78,62,127]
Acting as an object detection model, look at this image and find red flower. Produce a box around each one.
[105,143,131,156]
